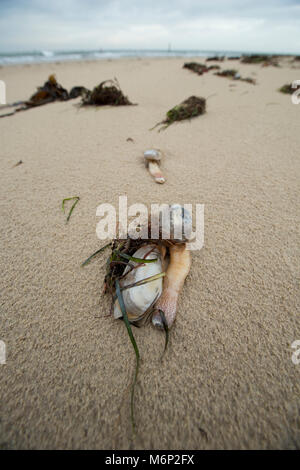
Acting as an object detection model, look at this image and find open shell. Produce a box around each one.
[114,245,163,323]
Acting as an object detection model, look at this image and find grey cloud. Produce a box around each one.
[0,0,299,53]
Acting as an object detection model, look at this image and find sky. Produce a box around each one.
[0,0,300,54]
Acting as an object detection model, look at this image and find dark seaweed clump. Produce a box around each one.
[69,86,90,99]
[215,69,256,84]
[206,56,224,62]
[183,62,220,75]
[81,79,133,106]
[0,76,133,119]
[152,96,206,131]
[279,83,300,94]
[240,55,279,66]
[215,69,238,78]
[26,74,69,107]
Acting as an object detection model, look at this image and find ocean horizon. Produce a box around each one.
[0,48,294,66]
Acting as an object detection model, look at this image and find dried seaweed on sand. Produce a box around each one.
[0,75,86,118]
[151,96,206,131]
[69,86,90,99]
[62,196,80,223]
[215,69,238,78]
[183,62,220,75]
[81,79,134,106]
[26,74,69,107]
[279,83,300,94]
[240,55,279,67]
[215,69,256,84]
[206,56,224,61]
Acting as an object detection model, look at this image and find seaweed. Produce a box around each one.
[206,56,224,61]
[215,69,238,78]
[62,196,80,223]
[26,74,69,107]
[0,75,85,118]
[0,76,133,119]
[207,65,221,71]
[115,280,140,433]
[183,62,220,75]
[151,96,206,131]
[279,83,300,94]
[240,77,256,85]
[69,86,90,99]
[81,243,112,267]
[183,62,207,75]
[81,79,133,106]
[215,69,256,84]
[241,55,279,67]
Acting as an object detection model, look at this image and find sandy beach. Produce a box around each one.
[0,56,299,449]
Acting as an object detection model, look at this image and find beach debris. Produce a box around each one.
[144,149,165,184]
[279,83,300,94]
[104,241,165,431]
[0,76,134,119]
[207,65,221,71]
[240,55,279,67]
[206,55,224,61]
[26,74,69,107]
[240,77,256,85]
[215,69,238,78]
[115,279,140,431]
[81,79,133,106]
[126,137,134,143]
[62,196,80,223]
[113,245,165,324]
[0,75,78,118]
[69,86,90,99]
[102,203,192,329]
[81,243,112,267]
[13,160,23,167]
[183,62,207,75]
[152,243,191,329]
[183,62,220,75]
[294,56,300,61]
[152,204,192,329]
[198,426,209,442]
[82,204,193,431]
[151,96,206,131]
[215,69,256,84]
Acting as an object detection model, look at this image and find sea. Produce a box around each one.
[0,49,257,66]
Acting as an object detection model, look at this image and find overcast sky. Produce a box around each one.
[0,0,300,53]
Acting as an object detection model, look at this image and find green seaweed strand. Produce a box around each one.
[115,279,140,433]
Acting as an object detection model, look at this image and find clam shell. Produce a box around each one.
[114,245,163,322]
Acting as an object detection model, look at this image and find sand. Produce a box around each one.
[0,57,299,450]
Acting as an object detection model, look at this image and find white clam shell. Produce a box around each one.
[114,245,163,321]
[144,149,161,162]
